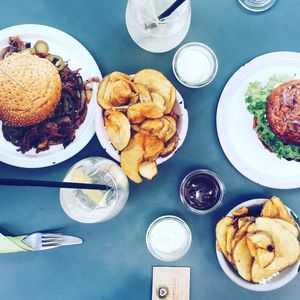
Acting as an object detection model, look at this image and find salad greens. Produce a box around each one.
[245,74,300,161]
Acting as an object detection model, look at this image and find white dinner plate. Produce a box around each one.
[217,52,300,189]
[0,24,101,168]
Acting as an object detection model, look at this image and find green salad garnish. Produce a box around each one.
[245,74,300,161]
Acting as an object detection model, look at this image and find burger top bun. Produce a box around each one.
[0,53,62,127]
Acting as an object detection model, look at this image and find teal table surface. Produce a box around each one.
[1,0,300,299]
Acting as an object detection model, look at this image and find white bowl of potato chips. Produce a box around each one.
[95,69,188,183]
[216,196,300,291]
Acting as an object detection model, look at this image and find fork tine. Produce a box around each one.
[42,236,64,242]
[42,241,62,247]
[42,233,63,238]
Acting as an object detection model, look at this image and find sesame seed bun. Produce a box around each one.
[0,53,62,127]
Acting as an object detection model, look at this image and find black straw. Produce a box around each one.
[0,178,109,191]
[158,0,186,20]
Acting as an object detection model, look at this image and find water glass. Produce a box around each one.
[125,0,191,53]
[239,0,277,12]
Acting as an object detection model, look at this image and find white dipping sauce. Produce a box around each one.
[173,43,218,87]
[149,218,189,254]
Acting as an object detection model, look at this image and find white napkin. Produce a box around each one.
[0,233,32,253]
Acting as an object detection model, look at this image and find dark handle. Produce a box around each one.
[0,178,109,191]
[158,0,186,20]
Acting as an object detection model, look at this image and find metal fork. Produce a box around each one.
[22,233,83,251]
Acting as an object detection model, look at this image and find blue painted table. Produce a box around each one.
[0,0,300,299]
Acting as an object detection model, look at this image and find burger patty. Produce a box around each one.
[266,80,300,146]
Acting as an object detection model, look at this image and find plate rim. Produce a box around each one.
[0,24,101,168]
[217,51,300,189]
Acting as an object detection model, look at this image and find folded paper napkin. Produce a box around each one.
[0,233,32,253]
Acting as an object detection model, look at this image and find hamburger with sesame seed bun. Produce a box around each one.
[0,53,62,127]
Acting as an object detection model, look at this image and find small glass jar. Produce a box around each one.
[180,169,225,215]
[238,0,277,12]
[146,215,192,261]
[60,157,129,223]
[172,42,218,88]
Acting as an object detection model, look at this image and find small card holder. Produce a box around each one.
[151,266,191,300]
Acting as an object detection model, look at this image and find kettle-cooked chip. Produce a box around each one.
[140,119,164,132]
[120,133,145,183]
[104,110,131,151]
[160,134,179,157]
[144,134,164,161]
[163,116,177,142]
[261,196,296,225]
[135,83,152,103]
[127,102,164,124]
[232,236,254,282]
[247,231,275,268]
[97,71,137,109]
[134,69,175,114]
[139,161,158,180]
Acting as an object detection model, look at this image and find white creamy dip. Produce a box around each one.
[173,42,218,88]
[147,216,192,261]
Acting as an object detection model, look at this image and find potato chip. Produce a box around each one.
[247,231,275,268]
[120,133,145,183]
[140,119,164,132]
[232,207,249,217]
[248,217,300,272]
[216,217,234,258]
[134,69,175,114]
[151,92,166,110]
[231,219,254,251]
[136,83,152,103]
[163,116,177,142]
[131,124,141,132]
[226,224,238,265]
[110,80,136,106]
[139,161,158,180]
[97,72,137,109]
[233,236,254,281]
[97,75,111,109]
[127,102,164,124]
[161,134,179,157]
[261,196,295,225]
[104,110,131,151]
[144,134,164,161]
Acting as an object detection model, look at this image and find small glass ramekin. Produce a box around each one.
[172,42,218,88]
[146,215,192,261]
[179,169,225,215]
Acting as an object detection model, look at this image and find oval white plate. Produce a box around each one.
[216,198,300,292]
[217,52,300,189]
[95,89,188,164]
[0,24,101,168]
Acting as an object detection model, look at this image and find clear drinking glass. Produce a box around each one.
[60,157,129,223]
[238,0,277,12]
[125,0,191,53]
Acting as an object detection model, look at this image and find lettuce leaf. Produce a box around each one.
[245,74,300,160]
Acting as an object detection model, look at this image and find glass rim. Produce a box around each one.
[172,42,218,88]
[179,169,225,215]
[146,215,192,261]
[238,0,277,12]
[130,0,191,24]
